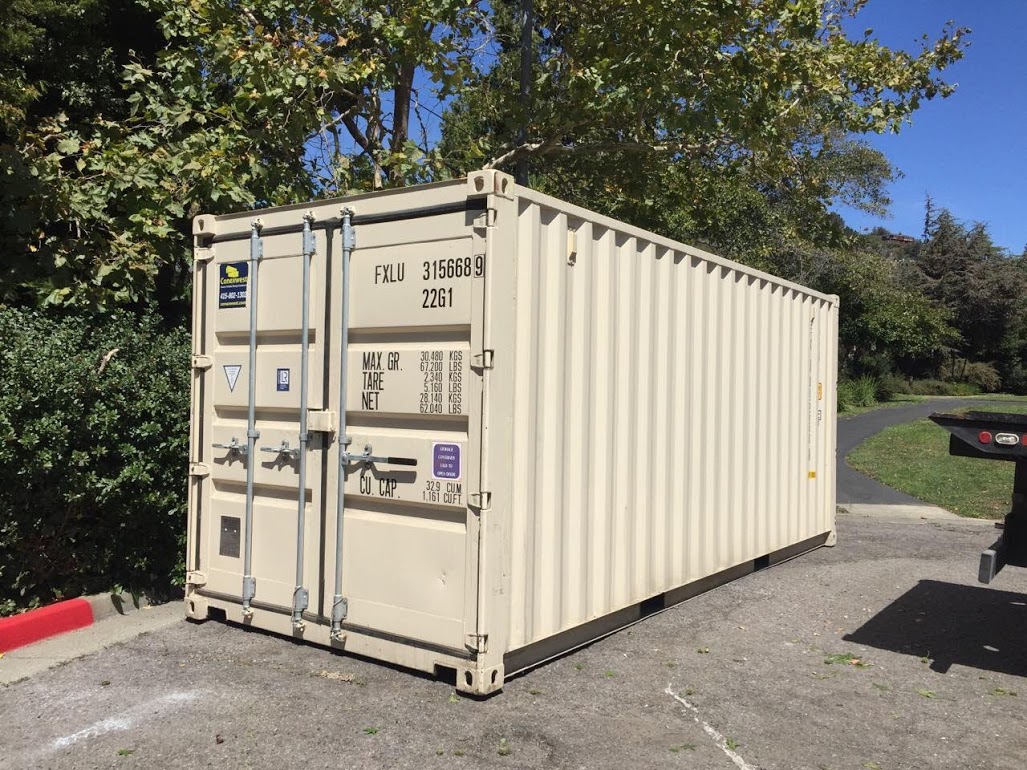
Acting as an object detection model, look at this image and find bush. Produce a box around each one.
[911,379,947,395]
[907,379,981,396]
[837,380,855,412]
[1004,367,1027,396]
[947,381,984,396]
[876,374,912,401]
[940,358,1002,393]
[963,362,1002,393]
[853,375,879,407]
[0,308,190,615]
[837,377,878,412]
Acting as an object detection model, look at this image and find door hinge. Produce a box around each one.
[186,571,207,587]
[191,354,213,370]
[194,247,215,263]
[469,491,492,511]
[472,350,494,371]
[189,462,211,478]
[307,410,337,434]
[466,632,489,654]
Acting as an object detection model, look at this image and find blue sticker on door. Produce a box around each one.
[276,368,290,392]
[431,443,461,480]
[219,262,248,308]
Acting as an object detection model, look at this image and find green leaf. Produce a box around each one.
[57,138,81,155]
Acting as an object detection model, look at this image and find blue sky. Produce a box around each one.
[835,1,1027,254]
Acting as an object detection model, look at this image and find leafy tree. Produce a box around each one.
[813,248,958,377]
[4,0,492,310]
[4,0,967,309]
[447,1,965,173]
[440,0,959,278]
[1,0,162,142]
[904,208,1027,390]
[0,0,163,306]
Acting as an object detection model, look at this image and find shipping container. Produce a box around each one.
[186,170,838,694]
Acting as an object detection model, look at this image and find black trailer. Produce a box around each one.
[929,410,1027,584]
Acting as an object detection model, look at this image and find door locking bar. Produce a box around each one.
[213,437,247,456]
[260,440,300,461]
[343,444,418,467]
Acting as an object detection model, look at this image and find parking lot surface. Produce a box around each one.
[3,512,1026,770]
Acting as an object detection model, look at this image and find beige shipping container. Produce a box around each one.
[185,170,838,695]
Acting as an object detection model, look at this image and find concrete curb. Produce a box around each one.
[837,502,998,524]
[86,592,153,622]
[0,593,153,653]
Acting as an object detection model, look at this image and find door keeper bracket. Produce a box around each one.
[472,350,494,371]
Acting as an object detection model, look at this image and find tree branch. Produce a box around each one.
[484,135,732,169]
[341,114,372,156]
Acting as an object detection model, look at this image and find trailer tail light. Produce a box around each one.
[978,431,993,444]
[995,433,1020,446]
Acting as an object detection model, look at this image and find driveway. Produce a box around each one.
[3,513,1026,770]
[836,398,1016,504]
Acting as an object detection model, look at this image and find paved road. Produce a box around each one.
[836,398,1016,504]
[3,512,1025,770]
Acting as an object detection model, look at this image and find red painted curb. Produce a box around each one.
[0,598,95,653]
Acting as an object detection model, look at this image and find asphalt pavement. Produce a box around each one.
[836,398,1017,504]
[4,398,1026,769]
[3,512,1026,770]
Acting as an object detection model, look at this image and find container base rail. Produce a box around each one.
[185,531,832,694]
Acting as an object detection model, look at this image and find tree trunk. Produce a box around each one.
[389,61,416,184]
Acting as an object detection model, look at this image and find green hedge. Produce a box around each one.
[907,379,981,397]
[0,308,190,615]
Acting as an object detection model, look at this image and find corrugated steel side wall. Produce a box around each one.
[506,194,838,651]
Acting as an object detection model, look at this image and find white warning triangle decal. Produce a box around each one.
[223,364,242,392]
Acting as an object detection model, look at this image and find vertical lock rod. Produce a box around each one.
[292,213,315,629]
[330,207,355,639]
[241,219,263,614]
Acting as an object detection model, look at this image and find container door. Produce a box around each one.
[323,211,485,654]
[199,225,328,613]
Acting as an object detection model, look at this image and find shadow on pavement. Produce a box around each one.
[844,579,1027,677]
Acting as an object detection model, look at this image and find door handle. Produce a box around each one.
[260,439,300,461]
[212,437,247,456]
[343,444,417,467]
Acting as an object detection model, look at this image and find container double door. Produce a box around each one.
[196,210,486,653]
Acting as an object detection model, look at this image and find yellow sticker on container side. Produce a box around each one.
[817,382,823,400]
[808,470,817,479]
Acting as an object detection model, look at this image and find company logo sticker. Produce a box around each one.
[276,368,290,392]
[218,262,248,308]
[431,443,461,480]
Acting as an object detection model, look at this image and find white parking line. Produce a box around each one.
[665,684,759,770]
[51,690,201,750]
[54,718,132,748]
